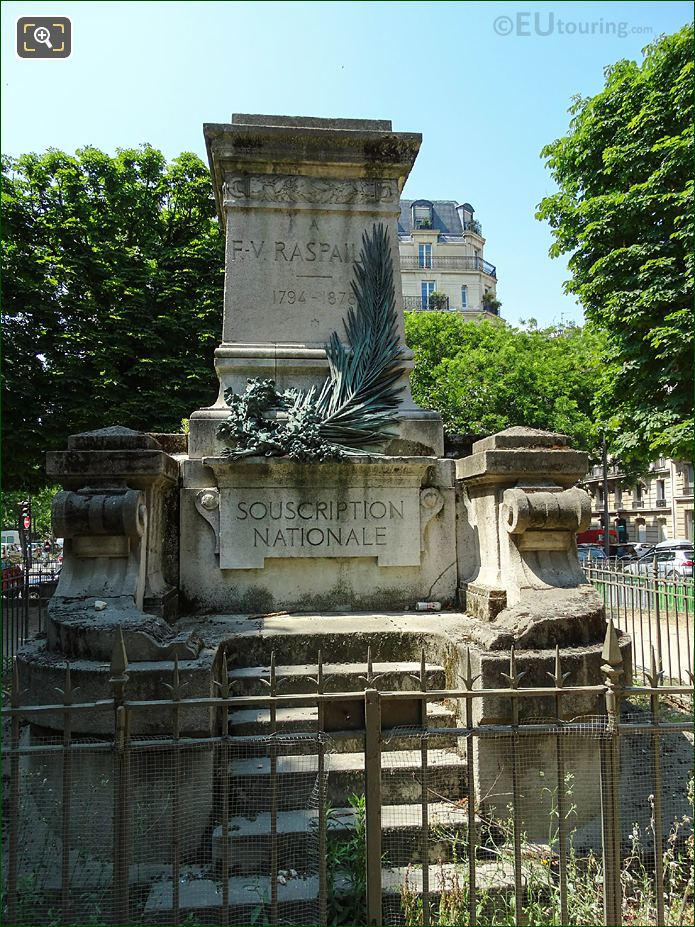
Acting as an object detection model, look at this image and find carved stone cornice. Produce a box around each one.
[222,174,398,207]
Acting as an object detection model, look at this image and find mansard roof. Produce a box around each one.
[398,199,474,237]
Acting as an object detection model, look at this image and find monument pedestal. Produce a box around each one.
[17,427,217,864]
[189,113,443,458]
[180,455,456,613]
[455,427,632,839]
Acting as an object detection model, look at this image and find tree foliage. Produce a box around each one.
[2,145,224,491]
[536,24,693,469]
[405,313,605,452]
[0,486,60,537]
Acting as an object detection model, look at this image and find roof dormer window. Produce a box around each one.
[412,202,433,230]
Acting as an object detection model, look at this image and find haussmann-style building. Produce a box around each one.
[584,458,694,544]
[398,198,500,319]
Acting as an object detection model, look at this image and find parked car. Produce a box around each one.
[653,538,693,551]
[1,558,23,598]
[577,544,608,563]
[26,567,61,602]
[626,538,693,561]
[576,528,618,545]
[624,548,694,578]
[1,563,61,603]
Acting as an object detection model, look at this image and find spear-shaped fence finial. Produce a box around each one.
[645,645,662,690]
[214,650,231,699]
[547,644,571,688]
[164,654,184,700]
[55,661,79,705]
[601,619,624,692]
[501,643,526,689]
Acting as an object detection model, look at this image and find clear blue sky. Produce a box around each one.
[2,1,691,326]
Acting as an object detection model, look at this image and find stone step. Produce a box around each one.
[228,748,467,810]
[381,858,546,905]
[228,702,458,752]
[227,660,446,696]
[212,801,486,872]
[143,869,321,922]
[143,860,542,922]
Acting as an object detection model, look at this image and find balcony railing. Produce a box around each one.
[587,463,622,481]
[400,255,497,277]
[404,295,451,311]
[462,220,483,235]
[410,219,484,235]
[405,297,503,316]
[656,498,667,507]
[631,500,644,509]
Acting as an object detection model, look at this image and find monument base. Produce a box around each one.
[456,630,632,842]
[180,455,456,613]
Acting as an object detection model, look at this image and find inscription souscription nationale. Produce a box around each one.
[218,489,422,569]
[238,498,404,550]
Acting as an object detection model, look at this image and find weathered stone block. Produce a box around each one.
[189,113,443,457]
[180,456,457,613]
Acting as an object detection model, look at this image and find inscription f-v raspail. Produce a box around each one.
[230,240,359,264]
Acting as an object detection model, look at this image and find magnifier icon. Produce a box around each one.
[33,26,53,49]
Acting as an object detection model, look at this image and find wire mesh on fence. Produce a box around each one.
[378,706,694,927]
[2,721,332,926]
[2,673,693,926]
[3,731,116,926]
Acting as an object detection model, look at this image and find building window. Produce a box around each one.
[461,285,468,309]
[635,518,647,542]
[634,483,643,504]
[657,519,668,541]
[413,204,433,229]
[418,243,432,269]
[614,484,622,508]
[420,281,435,309]
[656,479,666,503]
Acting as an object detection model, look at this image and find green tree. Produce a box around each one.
[2,145,224,491]
[1,486,60,537]
[405,313,605,451]
[536,24,693,470]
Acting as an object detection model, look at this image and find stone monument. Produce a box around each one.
[181,114,456,614]
[189,114,442,458]
[16,113,630,870]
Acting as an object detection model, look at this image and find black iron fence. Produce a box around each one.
[2,625,693,926]
[585,560,694,688]
[2,561,61,663]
